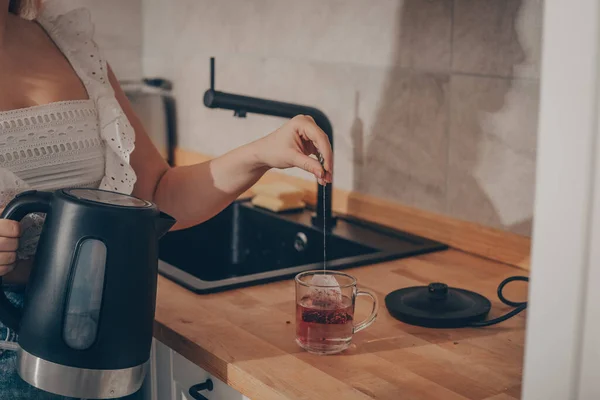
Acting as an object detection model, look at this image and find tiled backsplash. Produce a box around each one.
[92,0,542,236]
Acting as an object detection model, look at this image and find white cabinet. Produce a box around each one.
[148,338,250,400]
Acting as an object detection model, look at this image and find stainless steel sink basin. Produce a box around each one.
[158,199,448,293]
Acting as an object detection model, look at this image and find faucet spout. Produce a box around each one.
[203,57,335,229]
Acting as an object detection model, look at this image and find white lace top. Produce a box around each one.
[0,4,137,259]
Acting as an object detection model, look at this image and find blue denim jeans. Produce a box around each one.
[0,288,143,399]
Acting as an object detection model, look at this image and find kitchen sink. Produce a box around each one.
[158,199,448,293]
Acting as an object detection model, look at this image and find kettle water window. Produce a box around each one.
[63,239,107,350]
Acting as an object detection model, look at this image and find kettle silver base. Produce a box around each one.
[17,348,148,399]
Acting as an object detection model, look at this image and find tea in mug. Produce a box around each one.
[295,294,354,354]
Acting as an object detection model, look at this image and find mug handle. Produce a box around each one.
[353,289,378,334]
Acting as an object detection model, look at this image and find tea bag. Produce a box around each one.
[308,274,342,306]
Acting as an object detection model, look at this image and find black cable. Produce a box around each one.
[469,276,529,327]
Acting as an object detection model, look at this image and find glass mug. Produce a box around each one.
[295,270,378,355]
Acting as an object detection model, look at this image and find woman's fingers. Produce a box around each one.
[0,237,18,252]
[0,213,20,276]
[292,152,327,185]
[0,220,20,239]
[0,251,16,267]
[300,142,332,184]
[292,115,333,175]
[0,263,16,276]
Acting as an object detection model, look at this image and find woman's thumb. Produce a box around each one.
[292,153,325,183]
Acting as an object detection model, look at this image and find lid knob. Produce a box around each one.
[428,282,448,300]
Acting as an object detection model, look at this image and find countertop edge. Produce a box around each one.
[153,321,289,400]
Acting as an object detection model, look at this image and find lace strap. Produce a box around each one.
[37,5,109,99]
[36,2,137,195]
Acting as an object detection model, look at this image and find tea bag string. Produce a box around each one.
[318,153,326,274]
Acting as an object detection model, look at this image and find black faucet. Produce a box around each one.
[203,58,335,229]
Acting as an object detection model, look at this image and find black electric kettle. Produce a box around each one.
[0,188,176,399]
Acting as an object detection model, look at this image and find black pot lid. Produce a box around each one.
[385,282,491,328]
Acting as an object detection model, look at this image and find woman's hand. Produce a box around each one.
[251,115,333,185]
[0,213,19,276]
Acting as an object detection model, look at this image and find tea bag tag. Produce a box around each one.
[318,153,325,168]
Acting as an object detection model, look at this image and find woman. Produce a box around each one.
[0,0,333,398]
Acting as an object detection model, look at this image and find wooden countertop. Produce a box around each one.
[154,249,528,400]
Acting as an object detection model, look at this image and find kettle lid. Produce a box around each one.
[64,188,153,208]
[385,282,491,328]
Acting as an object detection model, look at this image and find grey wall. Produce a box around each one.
[139,0,542,236]
[47,0,143,80]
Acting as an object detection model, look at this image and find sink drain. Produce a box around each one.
[294,232,308,252]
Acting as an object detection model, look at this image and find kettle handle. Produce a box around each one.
[0,190,52,331]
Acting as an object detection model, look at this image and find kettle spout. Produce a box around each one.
[156,212,176,239]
